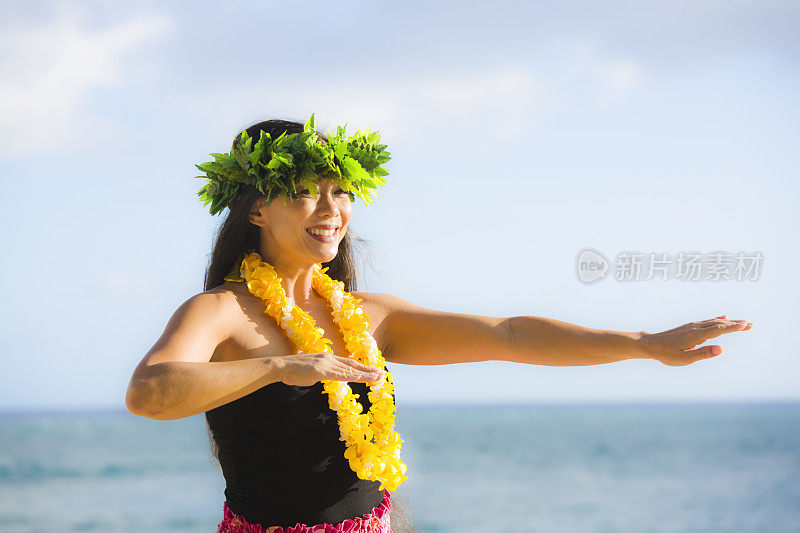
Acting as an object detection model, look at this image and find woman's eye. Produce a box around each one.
[296,189,352,199]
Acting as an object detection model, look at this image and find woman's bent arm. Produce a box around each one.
[125,291,284,420]
[126,357,283,420]
[126,291,386,420]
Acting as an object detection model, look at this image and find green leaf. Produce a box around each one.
[193,112,392,212]
[304,113,316,134]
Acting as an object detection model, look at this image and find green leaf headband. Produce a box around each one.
[195,113,391,215]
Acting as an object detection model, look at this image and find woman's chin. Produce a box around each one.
[307,247,338,264]
[320,251,339,263]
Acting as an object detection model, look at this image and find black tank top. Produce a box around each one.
[205,364,391,527]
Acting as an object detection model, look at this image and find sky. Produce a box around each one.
[0,0,797,411]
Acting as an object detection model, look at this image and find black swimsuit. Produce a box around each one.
[205,365,392,527]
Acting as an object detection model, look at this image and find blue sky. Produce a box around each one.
[1,0,797,410]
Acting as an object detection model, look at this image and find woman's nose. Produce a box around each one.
[315,191,339,215]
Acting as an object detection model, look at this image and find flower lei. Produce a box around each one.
[234,252,408,492]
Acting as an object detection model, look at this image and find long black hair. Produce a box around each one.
[202,118,415,531]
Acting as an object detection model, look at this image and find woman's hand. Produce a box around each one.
[643,314,754,366]
[275,352,385,387]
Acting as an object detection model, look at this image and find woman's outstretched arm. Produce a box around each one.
[502,316,646,366]
[502,314,752,366]
[368,292,753,366]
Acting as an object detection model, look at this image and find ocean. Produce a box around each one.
[0,403,798,532]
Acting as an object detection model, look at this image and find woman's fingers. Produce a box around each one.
[331,355,384,382]
[682,344,723,362]
[694,316,754,329]
[697,321,754,340]
[658,343,723,366]
[277,352,385,386]
[333,355,384,373]
[331,368,383,383]
[647,315,754,366]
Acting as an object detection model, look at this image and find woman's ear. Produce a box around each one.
[248,199,267,227]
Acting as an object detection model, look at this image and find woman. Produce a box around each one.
[125,116,753,532]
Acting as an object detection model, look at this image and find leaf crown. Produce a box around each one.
[195,113,391,215]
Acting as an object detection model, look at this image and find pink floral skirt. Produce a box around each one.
[216,490,392,533]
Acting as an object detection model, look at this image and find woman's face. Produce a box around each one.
[250,177,353,266]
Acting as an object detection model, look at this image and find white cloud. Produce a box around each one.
[178,66,559,144]
[0,5,173,159]
[596,59,644,95]
[176,42,648,148]
[555,39,646,96]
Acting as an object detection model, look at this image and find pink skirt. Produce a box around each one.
[216,490,392,533]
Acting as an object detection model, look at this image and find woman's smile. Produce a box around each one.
[305,226,340,243]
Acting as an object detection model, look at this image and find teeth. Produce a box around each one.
[307,228,337,236]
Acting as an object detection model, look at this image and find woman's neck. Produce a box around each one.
[260,254,317,305]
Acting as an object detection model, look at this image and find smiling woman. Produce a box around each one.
[200,119,412,531]
[247,177,354,270]
[124,114,752,533]
[125,117,413,532]
[201,119,366,296]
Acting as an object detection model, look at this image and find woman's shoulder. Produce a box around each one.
[177,282,249,321]
[349,291,402,322]
[204,280,249,298]
[176,283,257,345]
[350,291,403,309]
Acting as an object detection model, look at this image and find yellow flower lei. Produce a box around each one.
[232,252,408,492]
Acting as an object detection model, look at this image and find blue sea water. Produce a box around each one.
[0,403,798,532]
